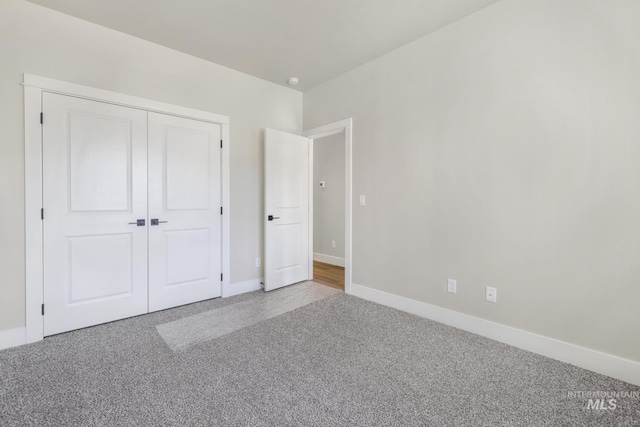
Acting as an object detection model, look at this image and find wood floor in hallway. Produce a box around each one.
[313,261,344,291]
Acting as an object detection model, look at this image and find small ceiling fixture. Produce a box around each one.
[287,77,300,86]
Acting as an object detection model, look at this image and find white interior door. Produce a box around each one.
[148,112,222,311]
[264,129,311,291]
[43,93,149,336]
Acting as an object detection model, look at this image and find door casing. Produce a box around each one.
[24,74,230,343]
[304,119,353,295]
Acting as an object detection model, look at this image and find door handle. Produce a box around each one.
[268,215,280,221]
[150,218,168,226]
[128,219,146,226]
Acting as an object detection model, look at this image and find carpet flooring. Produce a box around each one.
[1,285,639,426]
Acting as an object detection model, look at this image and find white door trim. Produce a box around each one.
[24,82,44,344]
[0,327,26,351]
[23,74,229,124]
[24,74,231,343]
[308,139,314,281]
[303,119,353,295]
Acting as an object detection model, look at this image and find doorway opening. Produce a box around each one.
[304,119,352,294]
[263,119,351,294]
[312,132,345,291]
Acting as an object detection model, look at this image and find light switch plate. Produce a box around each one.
[486,286,497,303]
[447,279,457,294]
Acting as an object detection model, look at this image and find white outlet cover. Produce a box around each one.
[255,257,261,268]
[447,279,457,294]
[359,195,366,206]
[486,286,497,303]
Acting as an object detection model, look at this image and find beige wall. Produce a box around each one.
[313,133,345,259]
[304,0,640,362]
[3,0,639,364]
[0,0,302,332]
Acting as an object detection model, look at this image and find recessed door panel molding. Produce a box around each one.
[68,112,133,212]
[148,112,222,312]
[164,229,211,286]
[43,93,149,336]
[274,223,303,271]
[274,144,303,209]
[67,233,134,303]
[165,127,211,211]
[264,129,311,291]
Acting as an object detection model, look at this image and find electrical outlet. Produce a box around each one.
[359,195,366,206]
[255,257,261,268]
[331,240,336,248]
[486,286,497,303]
[447,279,457,294]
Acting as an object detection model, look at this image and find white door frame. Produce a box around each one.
[23,74,231,343]
[303,119,353,294]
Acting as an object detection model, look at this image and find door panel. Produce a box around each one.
[67,234,134,302]
[68,113,132,211]
[148,112,222,311]
[165,129,211,210]
[43,93,148,336]
[164,229,211,286]
[265,129,311,291]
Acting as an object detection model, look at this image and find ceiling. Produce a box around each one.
[26,0,501,91]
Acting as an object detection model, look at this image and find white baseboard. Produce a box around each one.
[5,280,263,351]
[351,283,640,387]
[313,253,345,267]
[0,327,26,351]
[223,278,264,298]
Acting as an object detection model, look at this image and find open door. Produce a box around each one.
[264,129,312,291]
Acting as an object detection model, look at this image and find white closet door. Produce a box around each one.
[43,93,149,336]
[148,112,222,311]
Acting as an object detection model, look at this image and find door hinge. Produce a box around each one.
[40,208,44,220]
[220,273,223,281]
[220,139,223,148]
[40,112,43,124]
[41,304,44,316]
[220,206,223,215]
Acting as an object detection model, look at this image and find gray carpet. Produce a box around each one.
[157,281,339,351]
[1,285,639,426]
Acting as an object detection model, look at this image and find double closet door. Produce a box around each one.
[42,93,222,336]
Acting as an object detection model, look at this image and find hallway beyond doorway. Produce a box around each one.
[313,261,344,291]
